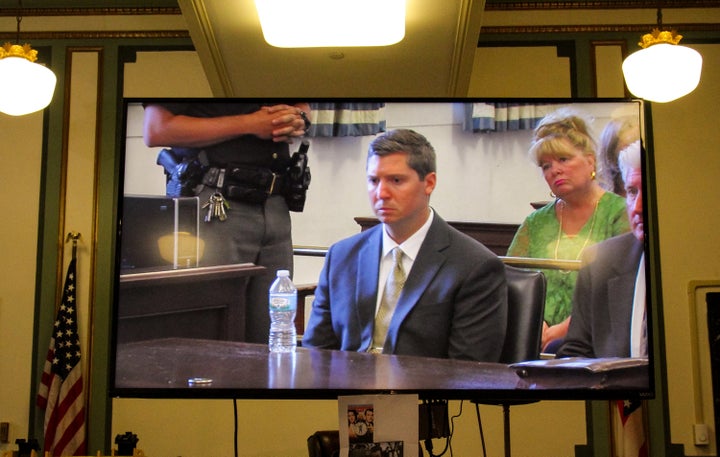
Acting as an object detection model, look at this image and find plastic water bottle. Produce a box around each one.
[268,269,297,353]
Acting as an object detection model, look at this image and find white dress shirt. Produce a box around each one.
[630,253,647,357]
[375,209,434,315]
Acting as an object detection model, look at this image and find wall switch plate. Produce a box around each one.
[694,423,710,446]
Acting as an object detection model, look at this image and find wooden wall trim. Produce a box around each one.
[485,0,720,11]
[0,31,191,41]
[481,23,720,35]
[0,7,181,17]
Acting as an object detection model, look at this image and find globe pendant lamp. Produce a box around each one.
[622,9,702,103]
[0,4,57,116]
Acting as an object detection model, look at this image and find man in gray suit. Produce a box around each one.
[302,129,507,361]
[557,140,647,358]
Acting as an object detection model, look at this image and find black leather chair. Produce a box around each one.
[499,264,546,364]
[307,430,340,457]
[473,264,546,457]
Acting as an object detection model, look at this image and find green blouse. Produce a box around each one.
[507,192,630,325]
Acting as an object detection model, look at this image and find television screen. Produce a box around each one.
[111,98,656,401]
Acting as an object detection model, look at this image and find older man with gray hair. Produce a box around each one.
[556,140,646,358]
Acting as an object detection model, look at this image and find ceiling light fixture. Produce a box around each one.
[254,0,406,48]
[622,8,702,103]
[0,1,57,117]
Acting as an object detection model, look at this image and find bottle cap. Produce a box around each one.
[277,269,290,277]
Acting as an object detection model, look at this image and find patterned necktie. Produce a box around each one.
[371,247,406,353]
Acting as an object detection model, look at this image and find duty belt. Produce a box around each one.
[204,165,287,197]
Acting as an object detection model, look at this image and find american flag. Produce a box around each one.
[612,398,648,457]
[36,258,87,456]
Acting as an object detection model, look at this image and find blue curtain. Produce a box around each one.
[463,103,556,133]
[307,102,386,137]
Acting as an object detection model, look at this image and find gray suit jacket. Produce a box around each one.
[302,214,507,361]
[557,233,644,358]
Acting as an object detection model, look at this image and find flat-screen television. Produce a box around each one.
[110,98,657,402]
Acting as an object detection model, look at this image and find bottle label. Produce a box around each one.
[269,295,296,311]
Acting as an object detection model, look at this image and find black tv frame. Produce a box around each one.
[109,97,658,402]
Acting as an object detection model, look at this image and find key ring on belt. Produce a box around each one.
[202,168,230,222]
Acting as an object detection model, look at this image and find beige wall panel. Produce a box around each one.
[113,398,338,457]
[652,43,720,456]
[124,51,212,98]
[0,111,44,453]
[594,44,626,98]
[65,51,101,376]
[469,46,571,98]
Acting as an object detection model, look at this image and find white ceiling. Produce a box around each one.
[178,0,486,98]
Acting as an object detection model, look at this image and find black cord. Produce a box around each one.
[474,402,488,457]
[233,398,239,457]
[447,400,464,457]
[15,1,21,43]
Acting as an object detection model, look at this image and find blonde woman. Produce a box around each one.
[508,108,630,352]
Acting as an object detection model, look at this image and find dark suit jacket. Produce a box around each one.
[556,233,644,358]
[302,214,508,362]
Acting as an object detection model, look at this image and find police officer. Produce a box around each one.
[143,101,310,344]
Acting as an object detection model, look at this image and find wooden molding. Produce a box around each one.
[0,7,181,17]
[485,0,720,11]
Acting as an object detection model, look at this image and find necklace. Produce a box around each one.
[553,197,600,261]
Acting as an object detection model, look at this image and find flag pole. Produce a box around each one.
[37,231,87,456]
[66,231,81,261]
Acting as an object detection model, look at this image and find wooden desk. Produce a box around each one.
[117,264,265,343]
[113,338,649,400]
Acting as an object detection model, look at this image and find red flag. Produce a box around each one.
[36,258,87,456]
[612,399,648,457]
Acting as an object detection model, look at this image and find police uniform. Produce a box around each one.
[154,101,295,344]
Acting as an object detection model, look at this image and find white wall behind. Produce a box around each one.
[122,100,640,284]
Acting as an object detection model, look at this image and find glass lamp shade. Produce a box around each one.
[622,43,702,103]
[0,56,57,116]
[157,232,205,269]
[254,0,405,48]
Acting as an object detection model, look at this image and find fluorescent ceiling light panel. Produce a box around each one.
[255,0,406,48]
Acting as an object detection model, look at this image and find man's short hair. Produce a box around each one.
[367,129,436,179]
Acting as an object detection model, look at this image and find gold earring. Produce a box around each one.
[591,170,596,180]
